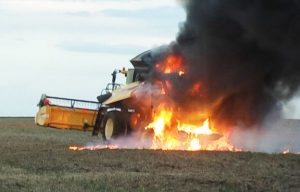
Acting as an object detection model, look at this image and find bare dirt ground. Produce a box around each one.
[0,117,300,192]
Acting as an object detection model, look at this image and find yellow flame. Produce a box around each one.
[179,71,185,76]
[146,110,172,136]
[189,139,201,151]
[177,119,212,135]
[145,107,217,151]
[69,146,83,151]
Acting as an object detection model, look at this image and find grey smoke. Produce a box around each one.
[230,119,300,153]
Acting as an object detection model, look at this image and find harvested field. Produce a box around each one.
[0,117,300,192]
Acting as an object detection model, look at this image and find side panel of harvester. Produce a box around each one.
[35,106,97,131]
[35,95,100,131]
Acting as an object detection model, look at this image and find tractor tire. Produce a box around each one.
[102,112,127,140]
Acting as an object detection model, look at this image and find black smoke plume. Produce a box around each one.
[149,0,300,130]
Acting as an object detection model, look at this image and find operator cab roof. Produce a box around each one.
[130,46,170,69]
[130,50,152,69]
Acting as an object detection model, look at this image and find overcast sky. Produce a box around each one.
[1,0,299,118]
[0,0,185,116]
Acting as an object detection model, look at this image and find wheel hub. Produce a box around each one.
[105,118,114,140]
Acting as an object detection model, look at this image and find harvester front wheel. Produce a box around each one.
[102,112,127,140]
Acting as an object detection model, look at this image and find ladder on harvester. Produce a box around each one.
[92,83,122,136]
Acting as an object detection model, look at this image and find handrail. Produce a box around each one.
[38,94,100,110]
[46,95,99,104]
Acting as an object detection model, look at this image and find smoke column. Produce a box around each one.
[149,0,300,130]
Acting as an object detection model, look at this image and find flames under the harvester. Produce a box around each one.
[145,54,239,151]
[145,105,238,151]
[155,55,185,76]
[69,54,239,151]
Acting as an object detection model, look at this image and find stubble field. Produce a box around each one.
[0,117,300,192]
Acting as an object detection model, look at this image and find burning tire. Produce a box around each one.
[102,112,127,140]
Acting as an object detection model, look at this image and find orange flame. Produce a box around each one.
[156,55,184,75]
[177,119,212,135]
[189,82,202,95]
[145,105,239,151]
[145,54,239,151]
[68,144,118,151]
[69,146,83,151]
[179,71,185,76]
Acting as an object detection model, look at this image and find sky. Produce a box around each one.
[0,0,299,118]
[0,0,186,116]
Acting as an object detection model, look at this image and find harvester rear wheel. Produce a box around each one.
[102,112,127,140]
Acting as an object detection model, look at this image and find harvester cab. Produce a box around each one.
[91,50,152,138]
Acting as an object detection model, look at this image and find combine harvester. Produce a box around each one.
[36,49,226,151]
[36,49,215,147]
